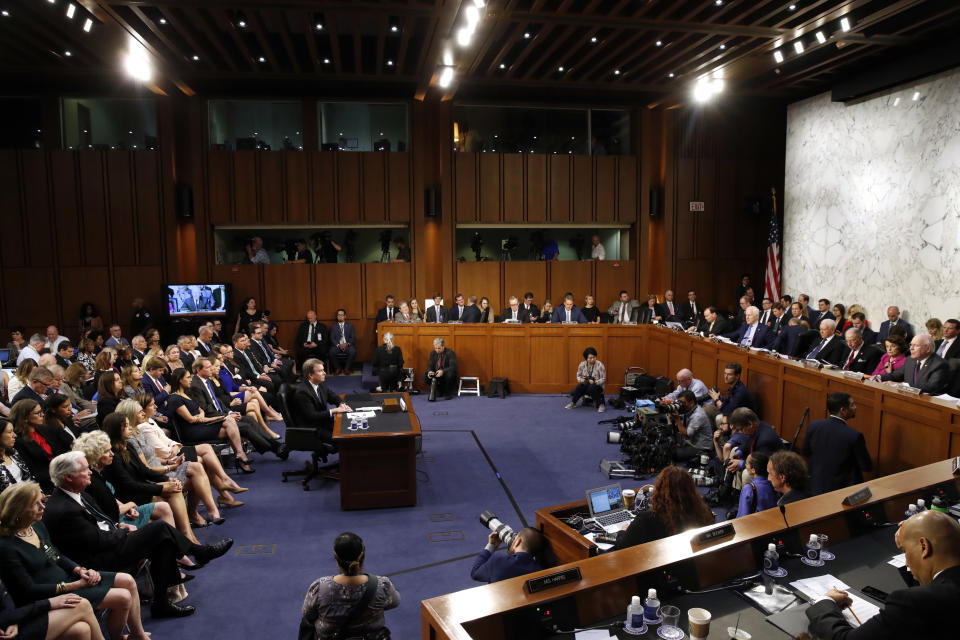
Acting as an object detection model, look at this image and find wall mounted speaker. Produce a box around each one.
[176,182,193,219]
[649,187,662,218]
[425,186,440,217]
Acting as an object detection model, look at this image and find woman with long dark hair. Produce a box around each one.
[0,418,33,494]
[9,401,53,492]
[234,297,264,336]
[612,466,716,550]
[78,302,103,334]
[94,372,124,429]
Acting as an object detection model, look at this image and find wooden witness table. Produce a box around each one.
[332,392,420,510]
[383,322,960,477]
[421,459,960,640]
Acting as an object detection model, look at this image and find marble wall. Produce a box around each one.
[783,67,960,327]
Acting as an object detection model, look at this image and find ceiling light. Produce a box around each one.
[66,4,75,19]
[456,27,472,46]
[715,0,723,5]
[438,66,455,88]
[499,62,506,69]
[158,17,166,25]
[523,32,530,39]
[773,50,784,63]
[83,18,92,32]
[315,23,323,30]
[816,31,826,44]
[238,20,246,28]
[656,40,662,46]
[258,56,266,62]
[793,41,804,54]
[442,48,454,65]
[893,97,900,106]
[668,72,675,78]
[390,25,398,33]
[1,10,9,17]
[557,66,564,72]
[323,58,330,64]
[386,59,394,66]
[192,54,199,61]
[64,50,72,57]
[912,91,920,101]
[465,5,480,25]
[840,17,850,32]
[590,36,597,43]
[123,37,152,82]
[473,0,485,6]
[719,44,726,50]
[613,69,620,75]
[788,4,796,10]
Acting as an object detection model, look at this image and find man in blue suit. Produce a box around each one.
[877,305,915,344]
[809,298,836,331]
[802,392,873,495]
[722,306,774,349]
[328,308,357,375]
[551,294,588,324]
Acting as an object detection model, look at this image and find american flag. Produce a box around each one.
[764,188,781,301]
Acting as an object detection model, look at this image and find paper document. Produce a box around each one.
[583,532,613,551]
[887,553,906,568]
[790,575,881,627]
[574,630,615,640]
[346,411,376,420]
[353,406,382,412]
[934,393,960,402]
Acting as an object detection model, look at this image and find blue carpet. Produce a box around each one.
[145,369,714,639]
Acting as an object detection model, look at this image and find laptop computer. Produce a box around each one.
[0,349,10,366]
[585,483,635,534]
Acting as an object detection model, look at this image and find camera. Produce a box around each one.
[378,230,393,254]
[655,399,683,414]
[500,237,518,251]
[479,510,517,547]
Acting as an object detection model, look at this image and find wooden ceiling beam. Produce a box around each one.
[325,13,343,75]
[107,0,433,16]
[128,6,190,63]
[520,25,577,80]
[506,11,785,38]
[157,7,221,71]
[188,7,243,73]
[248,10,281,72]
[275,11,302,74]
[215,8,259,71]
[481,22,526,76]
[574,29,646,81]
[376,13,386,76]
[396,16,413,73]
[413,0,464,100]
[301,10,320,72]
[504,24,558,78]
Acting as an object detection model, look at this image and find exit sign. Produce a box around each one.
[689,201,705,212]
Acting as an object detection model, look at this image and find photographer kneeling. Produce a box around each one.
[564,347,606,412]
[470,528,544,584]
[423,338,458,401]
[669,390,714,462]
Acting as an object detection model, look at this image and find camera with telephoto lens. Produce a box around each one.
[479,510,517,547]
[655,399,683,414]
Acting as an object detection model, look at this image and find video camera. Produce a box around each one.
[378,230,393,254]
[479,510,517,547]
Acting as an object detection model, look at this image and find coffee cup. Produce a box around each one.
[622,489,637,510]
[688,608,711,640]
[700,454,710,466]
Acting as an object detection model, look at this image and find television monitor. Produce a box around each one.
[165,283,230,317]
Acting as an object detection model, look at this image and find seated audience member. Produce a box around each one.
[55,341,75,370]
[94,372,124,429]
[213,346,282,424]
[521,293,539,320]
[424,293,447,324]
[177,336,199,373]
[462,295,482,323]
[657,290,682,324]
[447,293,476,322]
[670,390,713,461]
[707,362,754,416]
[935,318,960,359]
[232,333,278,394]
[41,394,78,456]
[833,303,851,334]
[60,364,97,431]
[772,316,811,355]
[72,430,175,533]
[757,298,775,327]
[768,451,811,506]
[7,360,38,403]
[721,408,781,494]
[797,293,816,318]
[876,334,950,394]
[689,306,729,336]
[248,323,286,377]
[730,296,750,329]
[871,334,908,377]
[723,306,774,348]
[143,328,161,352]
[470,527,544,584]
[10,401,53,491]
[163,345,185,376]
[103,325,128,349]
[635,295,661,325]
[140,356,171,411]
[374,294,397,325]
[291,359,352,445]
[92,349,117,384]
[712,413,732,463]
[607,290,640,324]
[195,326,215,358]
[0,482,147,639]
[478,297,495,324]
[877,305,915,344]
[5,326,26,364]
[551,294,588,324]
[581,295,601,324]
[613,466,715,550]
[99,413,201,546]
[810,298,835,330]
[849,310,877,344]
[408,299,424,322]
[806,510,960,640]
[788,300,810,326]
[0,575,106,640]
[393,300,418,324]
[424,338,458,402]
[75,339,97,373]
[803,318,847,365]
[165,370,258,474]
[769,302,786,334]
[120,365,144,399]
[114,345,134,370]
[372,332,405,392]
[840,328,884,374]
[565,347,606,412]
[536,300,554,323]
[803,392,873,496]
[15,334,44,367]
[679,290,703,328]
[302,532,400,638]
[43,453,233,620]
[12,367,55,407]
[735,452,777,518]
[659,368,713,405]
[0,418,34,494]
[328,309,357,376]
[501,296,530,323]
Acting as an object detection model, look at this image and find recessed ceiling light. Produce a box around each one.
[523,32,530,38]
[456,27,472,46]
[668,72,675,78]
[715,0,723,5]
[788,3,796,10]
[613,69,620,75]
[192,54,199,61]
[64,50,72,57]
[238,20,246,28]
[66,4,75,19]
[719,44,726,50]
[128,130,133,134]
[158,17,166,25]
[912,91,920,101]
[557,66,564,72]
[1,10,9,17]
[656,40,662,46]
[439,66,454,88]
[590,36,597,43]
[83,18,92,32]
[499,62,506,69]
[323,57,330,64]
[390,25,398,33]
[840,17,850,32]
[258,56,265,62]
[315,23,323,30]
[815,31,826,44]
[773,50,784,63]
[793,41,804,54]
[386,59,394,66]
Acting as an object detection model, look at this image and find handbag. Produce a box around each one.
[299,575,391,640]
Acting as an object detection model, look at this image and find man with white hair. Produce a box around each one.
[658,368,714,406]
[44,325,69,352]
[876,333,950,394]
[805,318,847,365]
[424,338,458,401]
[16,333,45,365]
[722,306,774,348]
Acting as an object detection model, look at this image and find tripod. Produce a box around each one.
[380,250,391,263]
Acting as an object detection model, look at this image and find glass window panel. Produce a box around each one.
[318,102,408,151]
[208,100,303,150]
[62,98,157,150]
[0,98,43,149]
[453,105,588,154]
[590,109,632,155]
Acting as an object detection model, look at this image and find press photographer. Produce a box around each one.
[564,347,606,412]
[423,338,458,401]
[470,512,543,584]
[667,390,714,462]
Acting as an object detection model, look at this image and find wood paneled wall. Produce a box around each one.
[0,149,169,341]
[205,150,411,224]
[452,153,638,223]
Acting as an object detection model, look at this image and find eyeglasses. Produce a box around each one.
[30,409,43,416]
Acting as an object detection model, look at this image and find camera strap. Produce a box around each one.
[335,574,379,638]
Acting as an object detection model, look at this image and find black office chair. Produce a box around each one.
[946,359,960,397]
[278,383,339,491]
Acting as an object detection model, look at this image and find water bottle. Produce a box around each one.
[643,588,660,624]
[905,503,918,519]
[931,497,949,513]
[916,499,926,511]
[625,595,646,634]
[805,534,821,564]
[762,543,780,593]
[362,417,369,430]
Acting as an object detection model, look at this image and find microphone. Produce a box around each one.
[779,504,789,528]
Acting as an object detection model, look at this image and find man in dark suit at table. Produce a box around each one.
[424,338,458,401]
[678,290,703,329]
[757,298,775,327]
[295,309,328,369]
[424,293,447,323]
[521,292,539,321]
[291,358,353,444]
[657,290,682,324]
[447,293,473,322]
[501,296,531,323]
[876,334,950,394]
[607,290,640,324]
[688,306,727,337]
[374,294,397,325]
[934,318,960,360]
[802,392,873,495]
[461,296,482,323]
[769,303,787,335]
[804,319,847,365]
[551,294,588,324]
[810,298,836,331]
[328,308,357,375]
[840,328,884,374]
[850,312,878,345]
[876,305,915,344]
[722,306,774,348]
[797,293,817,320]
[806,509,960,640]
[707,362,754,416]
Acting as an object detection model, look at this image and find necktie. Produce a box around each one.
[741,325,755,346]
[241,349,258,373]
[512,309,517,320]
[152,376,163,392]
[937,340,949,357]
[339,323,346,344]
[808,339,827,359]
[458,306,463,320]
[668,301,674,315]
[205,379,223,411]
[80,495,117,529]
[307,323,314,343]
[566,309,571,322]
[913,362,921,385]
[844,349,857,369]
[314,383,322,403]
[621,303,627,323]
